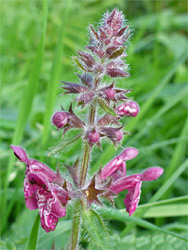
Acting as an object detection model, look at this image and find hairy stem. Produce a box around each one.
[88,100,97,125]
[70,199,82,250]
[73,75,99,249]
[79,141,91,187]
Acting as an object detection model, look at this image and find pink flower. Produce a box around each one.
[116,101,140,117]
[101,147,139,179]
[109,167,163,216]
[100,146,163,216]
[10,145,68,232]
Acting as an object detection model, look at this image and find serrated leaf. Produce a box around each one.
[112,232,188,250]
[97,97,117,117]
[109,47,125,59]
[82,209,113,250]
[47,132,82,156]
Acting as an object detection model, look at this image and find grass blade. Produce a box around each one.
[98,207,188,242]
[142,204,188,218]
[41,0,72,147]
[163,118,188,192]
[25,214,40,250]
[155,118,188,226]
[1,0,49,234]
[137,195,188,209]
[128,86,187,144]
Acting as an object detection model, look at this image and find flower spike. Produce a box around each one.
[10,9,164,239]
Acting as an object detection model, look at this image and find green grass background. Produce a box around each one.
[0,0,187,249]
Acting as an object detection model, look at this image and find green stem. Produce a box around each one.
[79,142,91,187]
[69,200,82,250]
[88,100,97,125]
[71,74,99,249]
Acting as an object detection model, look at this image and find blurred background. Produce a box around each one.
[1,0,187,249]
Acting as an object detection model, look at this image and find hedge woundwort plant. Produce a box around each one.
[10,9,163,249]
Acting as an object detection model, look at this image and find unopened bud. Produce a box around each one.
[115,130,123,141]
[107,68,128,78]
[104,88,115,99]
[94,64,104,74]
[52,112,69,129]
[116,101,139,117]
[87,131,100,144]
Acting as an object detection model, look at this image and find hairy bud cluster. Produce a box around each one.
[55,9,140,147]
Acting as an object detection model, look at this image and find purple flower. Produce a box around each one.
[109,167,163,216]
[10,145,68,232]
[99,146,163,216]
[101,147,139,179]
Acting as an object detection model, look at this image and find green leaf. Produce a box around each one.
[128,85,187,144]
[109,47,125,59]
[69,200,82,250]
[2,0,49,234]
[82,209,112,250]
[97,97,117,117]
[0,240,16,250]
[25,214,40,250]
[41,0,72,147]
[38,220,71,248]
[47,132,82,156]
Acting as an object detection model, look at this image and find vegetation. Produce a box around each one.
[1,0,187,249]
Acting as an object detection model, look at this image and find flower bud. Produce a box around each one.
[116,101,139,117]
[94,64,104,74]
[87,131,100,144]
[77,51,95,68]
[115,130,123,141]
[141,167,164,181]
[107,68,128,78]
[52,112,69,129]
[104,88,115,99]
